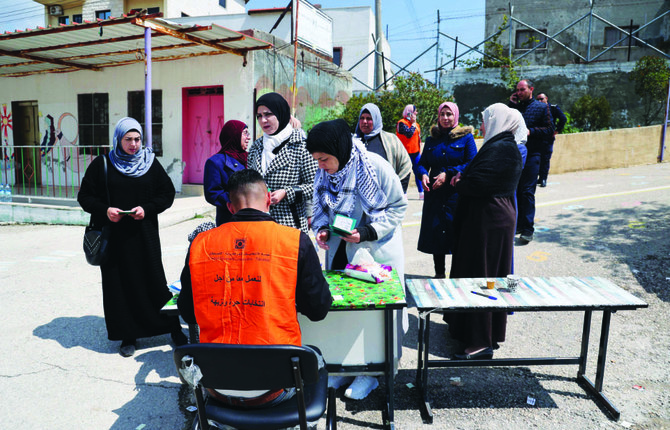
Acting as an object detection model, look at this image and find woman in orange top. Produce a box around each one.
[396,104,423,199]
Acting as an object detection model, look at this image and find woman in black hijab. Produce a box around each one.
[247,92,317,233]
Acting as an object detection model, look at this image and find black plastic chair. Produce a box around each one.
[174,343,336,430]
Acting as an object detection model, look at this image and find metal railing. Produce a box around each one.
[0,144,109,201]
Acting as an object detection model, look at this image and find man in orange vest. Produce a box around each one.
[178,168,332,407]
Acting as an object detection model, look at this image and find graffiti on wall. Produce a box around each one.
[255,77,350,132]
[253,47,352,133]
[1,104,14,165]
[40,112,79,155]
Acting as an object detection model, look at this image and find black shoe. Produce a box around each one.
[171,330,188,346]
[539,179,547,187]
[453,347,494,360]
[434,273,446,279]
[519,233,533,243]
[120,339,136,357]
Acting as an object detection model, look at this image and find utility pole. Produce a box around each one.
[435,10,439,86]
[375,0,383,90]
[291,0,299,114]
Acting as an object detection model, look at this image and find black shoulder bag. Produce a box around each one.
[83,156,111,266]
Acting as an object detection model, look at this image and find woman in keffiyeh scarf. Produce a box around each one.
[307,118,409,398]
[306,119,408,280]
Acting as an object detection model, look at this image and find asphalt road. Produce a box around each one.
[1,162,668,429]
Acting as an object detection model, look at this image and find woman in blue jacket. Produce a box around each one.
[416,102,477,278]
[203,120,250,225]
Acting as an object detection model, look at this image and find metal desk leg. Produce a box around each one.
[578,310,592,376]
[577,310,621,420]
[417,312,425,386]
[420,312,433,423]
[384,308,395,430]
[595,311,612,392]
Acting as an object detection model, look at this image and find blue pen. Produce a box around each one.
[471,290,497,300]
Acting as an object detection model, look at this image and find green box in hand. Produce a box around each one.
[330,214,357,236]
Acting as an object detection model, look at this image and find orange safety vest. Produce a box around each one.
[189,221,302,346]
[396,118,421,154]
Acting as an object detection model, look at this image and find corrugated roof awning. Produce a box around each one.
[0,13,272,78]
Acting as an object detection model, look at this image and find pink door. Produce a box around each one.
[182,86,224,184]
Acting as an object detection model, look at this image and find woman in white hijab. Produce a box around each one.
[446,103,524,360]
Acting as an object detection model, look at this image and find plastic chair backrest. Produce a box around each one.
[174,343,320,391]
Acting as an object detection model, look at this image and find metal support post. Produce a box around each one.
[144,27,152,149]
[659,77,669,162]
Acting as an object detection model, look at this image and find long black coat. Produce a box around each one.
[446,131,523,348]
[78,154,178,341]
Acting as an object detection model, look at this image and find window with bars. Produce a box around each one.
[73,14,82,23]
[58,16,70,25]
[515,29,548,50]
[78,93,109,155]
[128,90,163,156]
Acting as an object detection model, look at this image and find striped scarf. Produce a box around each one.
[312,140,388,233]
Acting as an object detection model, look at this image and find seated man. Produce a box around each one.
[178,168,333,407]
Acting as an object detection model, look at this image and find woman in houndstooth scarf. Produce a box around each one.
[247,92,317,233]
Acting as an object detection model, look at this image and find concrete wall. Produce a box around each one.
[485,0,670,66]
[440,62,659,129]
[249,30,351,131]
[471,124,666,174]
[549,124,666,174]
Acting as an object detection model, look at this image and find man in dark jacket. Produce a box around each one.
[536,93,567,187]
[509,79,554,243]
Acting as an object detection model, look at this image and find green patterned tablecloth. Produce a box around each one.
[324,270,406,310]
[162,270,407,315]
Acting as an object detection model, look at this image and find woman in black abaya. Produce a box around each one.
[78,117,187,357]
[446,103,523,360]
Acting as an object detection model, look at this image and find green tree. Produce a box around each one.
[629,56,670,125]
[570,95,612,131]
[340,73,449,139]
[561,112,582,134]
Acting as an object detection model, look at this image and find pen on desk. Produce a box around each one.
[471,290,498,300]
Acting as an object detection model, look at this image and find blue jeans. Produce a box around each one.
[409,152,423,193]
[538,141,554,181]
[516,153,540,235]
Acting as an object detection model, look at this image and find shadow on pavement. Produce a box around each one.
[109,350,187,430]
[33,315,113,353]
[530,202,670,302]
